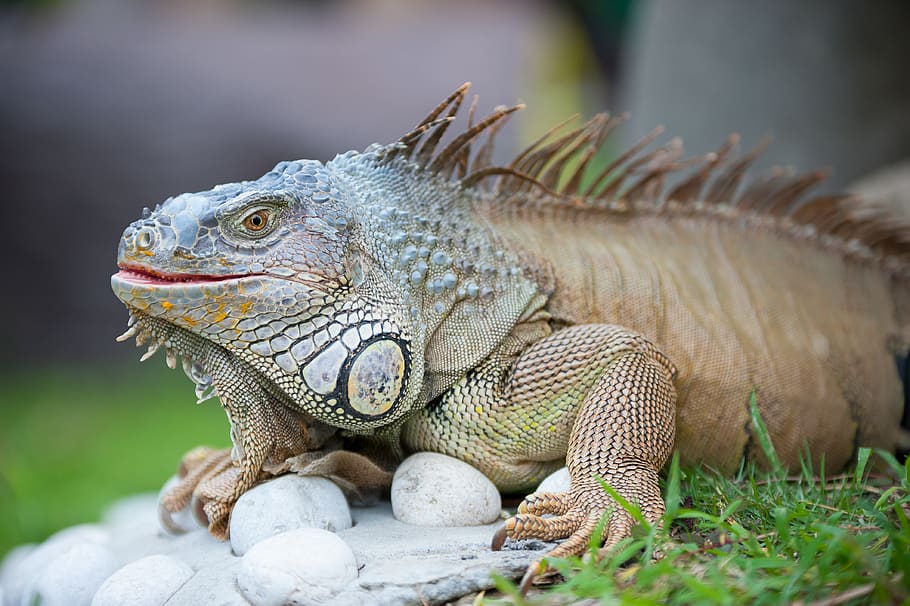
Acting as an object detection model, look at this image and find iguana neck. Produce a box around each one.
[331,154,548,401]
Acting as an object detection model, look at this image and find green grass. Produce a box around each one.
[486,406,910,605]
[0,364,229,557]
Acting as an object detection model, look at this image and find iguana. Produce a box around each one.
[111,84,910,580]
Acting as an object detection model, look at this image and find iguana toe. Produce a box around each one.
[517,491,572,516]
[159,446,234,537]
[192,463,246,538]
[496,472,665,590]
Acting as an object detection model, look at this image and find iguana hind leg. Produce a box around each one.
[404,324,676,573]
[501,341,675,558]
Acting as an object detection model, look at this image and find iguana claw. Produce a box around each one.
[158,446,242,538]
[495,465,665,589]
[490,525,508,551]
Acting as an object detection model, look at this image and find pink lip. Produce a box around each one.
[115,265,251,285]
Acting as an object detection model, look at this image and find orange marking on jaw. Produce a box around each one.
[182,316,198,327]
[161,301,173,310]
[211,302,228,323]
[240,302,253,314]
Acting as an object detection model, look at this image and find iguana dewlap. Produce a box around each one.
[111,84,910,572]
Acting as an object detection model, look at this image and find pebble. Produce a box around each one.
[101,492,159,530]
[236,528,358,606]
[1,459,548,606]
[391,453,501,526]
[0,542,35,591]
[536,467,571,494]
[165,558,248,606]
[229,475,352,556]
[90,555,194,606]
[22,541,119,606]
[2,524,110,606]
[161,525,234,570]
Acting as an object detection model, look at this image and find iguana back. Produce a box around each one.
[485,191,908,472]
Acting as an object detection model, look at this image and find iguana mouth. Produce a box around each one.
[115,264,255,285]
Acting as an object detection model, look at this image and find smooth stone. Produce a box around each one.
[536,467,571,494]
[103,492,178,564]
[91,555,194,606]
[3,525,110,606]
[334,503,545,605]
[0,542,35,591]
[101,493,159,530]
[106,522,173,568]
[3,498,548,606]
[236,528,357,606]
[230,475,351,556]
[391,453,501,526]
[165,558,249,606]
[22,541,119,606]
[160,527,235,571]
[158,475,205,534]
[326,592,381,606]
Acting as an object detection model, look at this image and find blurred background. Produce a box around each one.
[2,0,909,557]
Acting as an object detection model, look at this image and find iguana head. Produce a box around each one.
[112,157,427,433]
[112,84,543,436]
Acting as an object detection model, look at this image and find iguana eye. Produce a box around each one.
[242,209,271,233]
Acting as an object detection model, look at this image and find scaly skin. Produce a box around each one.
[112,84,909,582]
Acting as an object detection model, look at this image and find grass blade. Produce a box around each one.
[748,390,784,477]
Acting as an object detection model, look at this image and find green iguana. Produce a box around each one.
[111,84,910,580]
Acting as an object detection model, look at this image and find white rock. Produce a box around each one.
[102,492,159,529]
[230,475,351,556]
[536,467,571,494]
[0,542,35,589]
[91,555,194,606]
[236,528,357,606]
[158,475,205,534]
[102,492,177,564]
[391,453,501,526]
[22,541,118,606]
[165,558,248,606]
[162,527,235,570]
[3,525,109,606]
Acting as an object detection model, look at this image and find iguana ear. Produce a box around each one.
[343,337,410,417]
[299,331,411,423]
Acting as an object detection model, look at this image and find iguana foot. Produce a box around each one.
[159,446,253,538]
[493,464,664,591]
[493,462,663,554]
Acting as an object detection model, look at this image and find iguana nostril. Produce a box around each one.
[136,227,156,250]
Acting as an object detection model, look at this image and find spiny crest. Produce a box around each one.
[381,83,910,273]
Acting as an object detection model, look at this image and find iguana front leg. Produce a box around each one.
[403,324,676,574]
[159,349,319,538]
